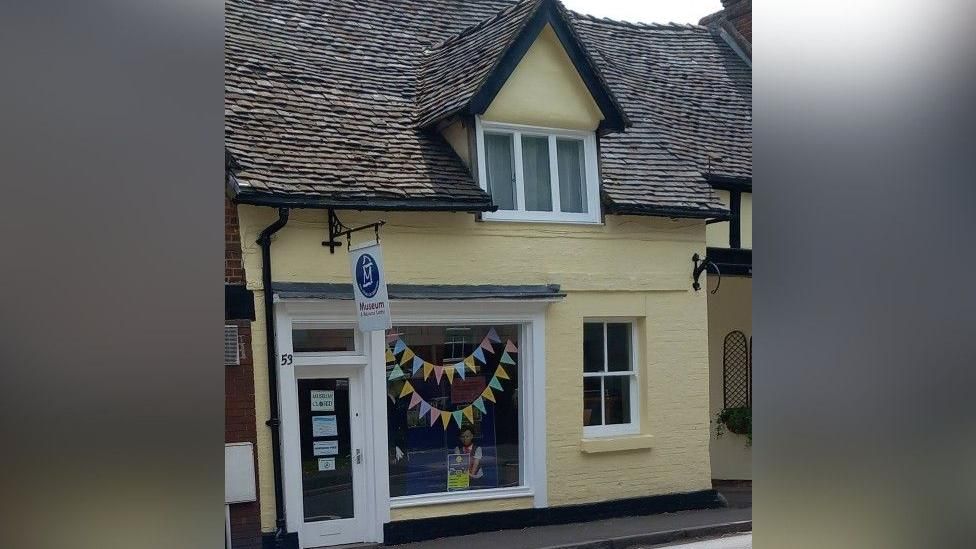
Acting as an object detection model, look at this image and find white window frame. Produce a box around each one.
[290,320,364,362]
[475,118,602,224]
[582,319,640,438]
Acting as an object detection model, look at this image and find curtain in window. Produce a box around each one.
[521,136,552,212]
[485,133,515,210]
[556,139,587,213]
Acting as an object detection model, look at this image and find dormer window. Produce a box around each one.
[475,119,601,223]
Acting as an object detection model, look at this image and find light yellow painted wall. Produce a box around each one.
[705,190,731,249]
[482,25,603,131]
[704,191,751,251]
[440,120,470,168]
[238,207,713,527]
[740,192,752,250]
[706,275,751,480]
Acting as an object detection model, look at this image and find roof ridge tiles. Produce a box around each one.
[568,10,708,31]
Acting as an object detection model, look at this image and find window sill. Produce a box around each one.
[580,434,654,454]
[389,486,534,508]
[479,212,603,225]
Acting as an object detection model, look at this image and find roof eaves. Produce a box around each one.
[605,202,731,221]
[233,190,498,213]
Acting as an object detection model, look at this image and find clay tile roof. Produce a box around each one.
[225,0,751,218]
[416,0,543,129]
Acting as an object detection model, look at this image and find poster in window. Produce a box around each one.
[310,390,335,411]
[312,415,338,437]
[446,453,470,491]
[313,440,338,456]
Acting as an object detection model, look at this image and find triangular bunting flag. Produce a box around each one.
[433,365,444,384]
[388,365,404,381]
[399,381,414,398]
[419,400,431,418]
[489,376,503,391]
[463,405,474,424]
[385,349,395,363]
[473,346,486,363]
[440,411,452,430]
[408,392,422,409]
[399,347,415,366]
[386,332,399,345]
[486,327,501,343]
[495,365,510,380]
[452,410,464,428]
[500,351,515,365]
[393,339,406,354]
[429,408,440,427]
[464,355,476,372]
[481,387,496,403]
[480,337,494,353]
[455,363,466,380]
[472,397,486,414]
[445,366,455,384]
[423,361,433,380]
[412,356,424,375]
[505,340,518,354]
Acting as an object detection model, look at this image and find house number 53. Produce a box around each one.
[280,354,294,366]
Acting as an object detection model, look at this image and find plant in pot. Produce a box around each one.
[715,406,751,446]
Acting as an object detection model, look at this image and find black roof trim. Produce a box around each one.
[272,282,566,301]
[606,203,731,221]
[234,190,498,213]
[708,175,752,193]
[467,0,629,131]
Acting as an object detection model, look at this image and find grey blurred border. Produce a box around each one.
[755,1,976,548]
[0,1,224,548]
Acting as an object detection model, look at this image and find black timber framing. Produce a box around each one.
[466,0,628,133]
[383,489,725,545]
[707,247,752,277]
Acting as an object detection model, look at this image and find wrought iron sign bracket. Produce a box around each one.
[692,253,721,294]
[322,209,386,254]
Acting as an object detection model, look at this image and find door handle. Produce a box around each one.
[355,449,362,464]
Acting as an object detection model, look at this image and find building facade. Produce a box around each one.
[225,0,751,546]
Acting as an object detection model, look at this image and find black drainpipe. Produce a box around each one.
[257,207,290,544]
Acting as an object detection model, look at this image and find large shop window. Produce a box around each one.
[582,321,639,437]
[386,325,521,498]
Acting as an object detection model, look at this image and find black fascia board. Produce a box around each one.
[467,0,628,131]
[708,174,752,193]
[606,202,731,221]
[233,190,498,213]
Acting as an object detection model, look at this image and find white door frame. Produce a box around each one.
[275,301,385,547]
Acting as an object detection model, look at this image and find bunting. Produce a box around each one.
[386,328,517,431]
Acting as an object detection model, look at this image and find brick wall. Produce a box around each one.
[226,196,245,284]
[226,195,262,549]
[720,0,751,43]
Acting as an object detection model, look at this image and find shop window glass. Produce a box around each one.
[386,325,521,497]
[292,328,356,353]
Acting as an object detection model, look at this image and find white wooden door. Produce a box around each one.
[293,367,369,547]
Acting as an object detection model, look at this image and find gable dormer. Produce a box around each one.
[418,0,627,223]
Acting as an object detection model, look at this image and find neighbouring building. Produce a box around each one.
[224,0,751,547]
[701,0,753,482]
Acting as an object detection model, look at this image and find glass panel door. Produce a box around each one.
[297,378,354,521]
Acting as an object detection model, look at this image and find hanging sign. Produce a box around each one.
[349,241,391,332]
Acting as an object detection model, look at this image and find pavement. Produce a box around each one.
[389,483,752,549]
[641,533,752,549]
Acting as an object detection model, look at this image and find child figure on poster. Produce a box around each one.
[454,427,483,480]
